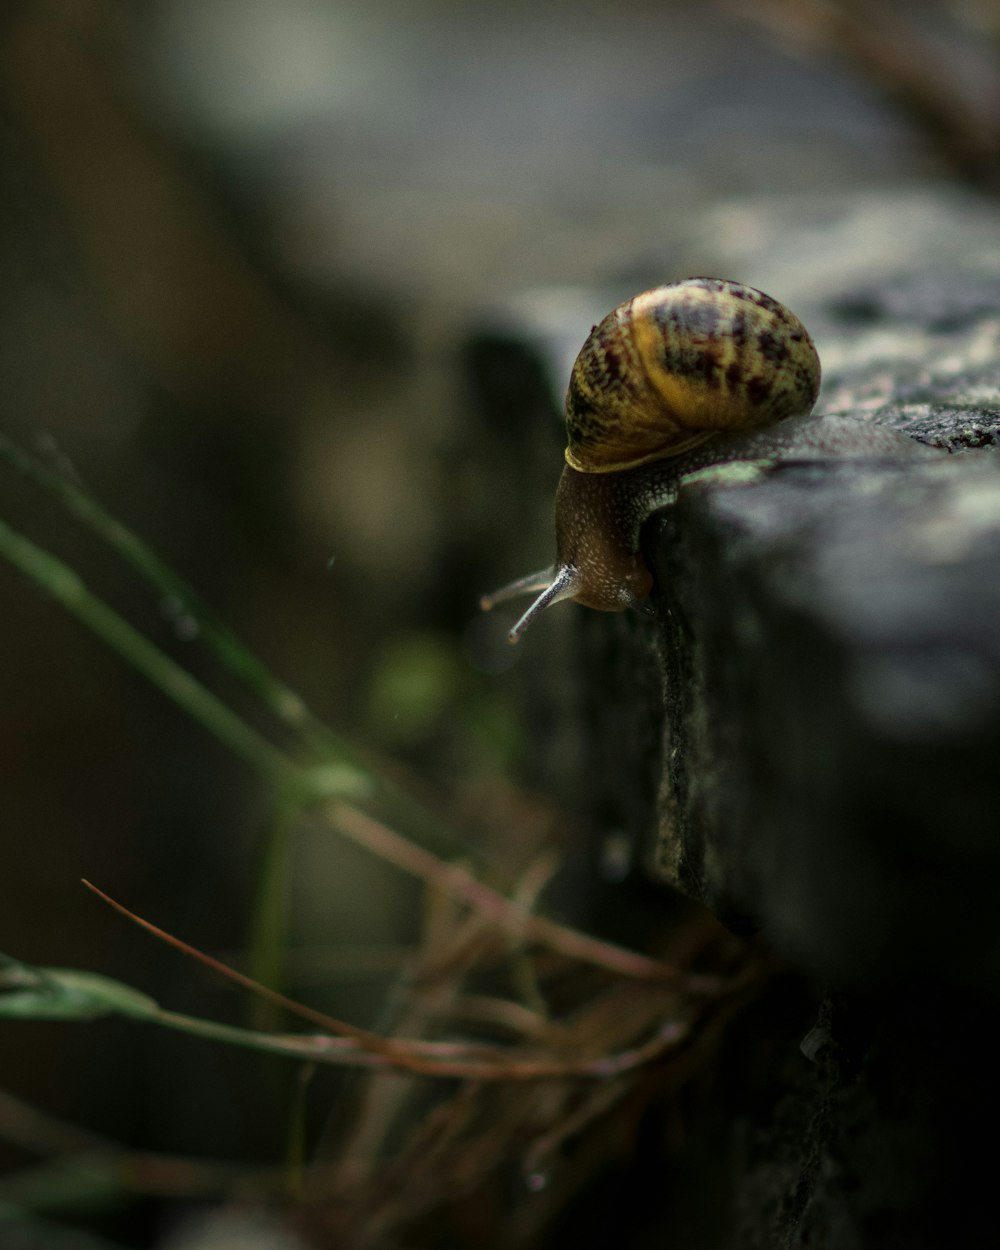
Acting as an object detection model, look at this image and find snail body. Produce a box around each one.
[483,277,831,641]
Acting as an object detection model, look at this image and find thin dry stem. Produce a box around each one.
[328,802,717,987]
[82,879,705,1081]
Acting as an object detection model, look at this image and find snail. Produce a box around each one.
[481,276,925,643]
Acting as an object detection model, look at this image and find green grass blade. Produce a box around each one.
[0,429,343,760]
[0,514,312,792]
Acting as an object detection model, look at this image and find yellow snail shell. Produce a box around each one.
[564,277,820,473]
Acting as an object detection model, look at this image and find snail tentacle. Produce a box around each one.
[479,568,556,612]
[503,564,580,644]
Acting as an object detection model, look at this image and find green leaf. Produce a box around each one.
[0,958,158,1022]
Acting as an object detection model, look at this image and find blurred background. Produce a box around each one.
[0,1,997,1246]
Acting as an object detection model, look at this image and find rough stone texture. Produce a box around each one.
[642,276,1000,970]
[633,272,1000,1249]
[647,453,1000,939]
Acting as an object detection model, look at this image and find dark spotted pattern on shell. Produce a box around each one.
[564,278,821,473]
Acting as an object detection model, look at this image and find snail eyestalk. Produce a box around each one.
[479,568,554,612]
[504,564,579,643]
[481,564,580,644]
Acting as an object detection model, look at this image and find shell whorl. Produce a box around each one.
[564,277,821,474]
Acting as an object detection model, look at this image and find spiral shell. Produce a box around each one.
[564,277,821,474]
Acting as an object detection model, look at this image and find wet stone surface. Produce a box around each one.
[635,269,1000,981]
[645,451,1000,977]
[467,258,1000,1249]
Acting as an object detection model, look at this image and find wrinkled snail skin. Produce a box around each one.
[480,277,923,644]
